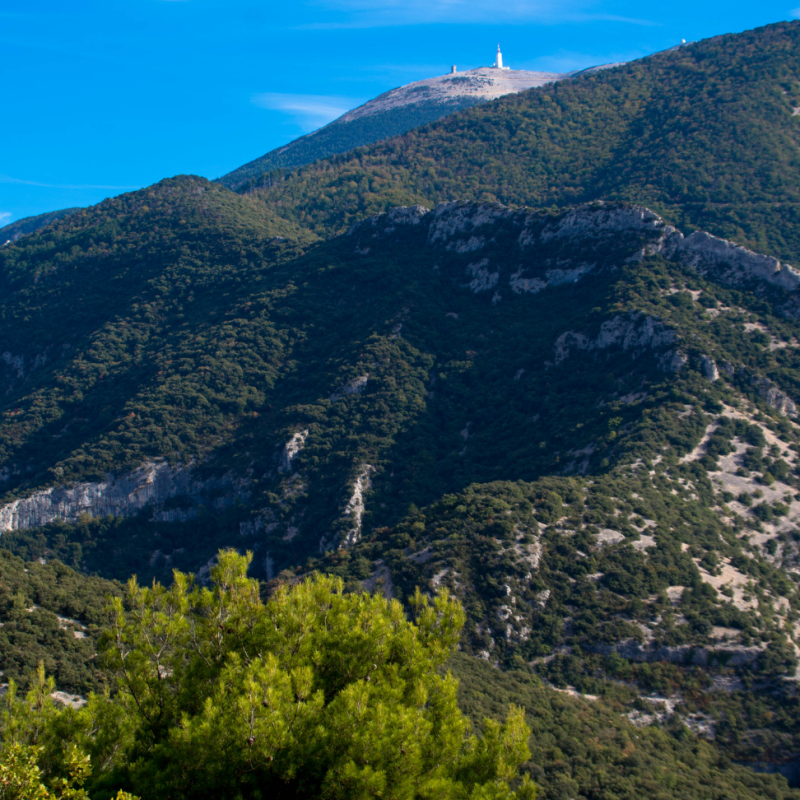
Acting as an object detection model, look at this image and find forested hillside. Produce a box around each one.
[0,208,81,244]
[5,18,800,800]
[218,65,569,191]
[5,175,800,791]
[219,97,487,190]
[0,551,119,694]
[245,21,800,265]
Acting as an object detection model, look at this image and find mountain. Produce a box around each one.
[243,21,800,268]
[5,20,800,798]
[0,208,81,244]
[218,64,576,191]
[4,167,800,790]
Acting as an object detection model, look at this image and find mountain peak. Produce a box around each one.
[218,58,617,191]
[335,66,566,126]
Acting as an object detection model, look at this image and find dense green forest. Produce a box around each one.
[244,22,800,265]
[0,209,81,244]
[6,18,800,800]
[1,552,536,800]
[0,551,119,694]
[219,97,486,190]
[5,180,800,790]
[2,551,796,800]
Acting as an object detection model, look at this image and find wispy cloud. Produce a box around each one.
[303,0,655,27]
[251,92,363,131]
[0,212,12,227]
[792,7,800,17]
[0,175,138,191]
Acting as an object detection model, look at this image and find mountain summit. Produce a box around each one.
[219,50,593,190]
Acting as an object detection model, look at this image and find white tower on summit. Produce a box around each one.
[494,44,510,70]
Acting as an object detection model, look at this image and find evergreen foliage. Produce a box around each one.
[0,551,120,694]
[0,209,81,245]
[5,19,800,796]
[0,552,535,800]
[219,98,486,190]
[247,21,800,263]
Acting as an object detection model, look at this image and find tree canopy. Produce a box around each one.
[0,551,534,800]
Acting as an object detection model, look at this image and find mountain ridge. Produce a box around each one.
[240,21,800,268]
[218,64,582,191]
[6,20,800,797]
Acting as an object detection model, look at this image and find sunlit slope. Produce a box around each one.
[0,208,82,244]
[5,187,800,781]
[248,21,800,264]
[219,67,567,191]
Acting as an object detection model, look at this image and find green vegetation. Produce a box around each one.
[452,653,800,800]
[0,208,82,244]
[0,551,120,694]
[0,177,311,494]
[5,19,800,796]
[5,187,800,781]
[220,97,486,190]
[248,21,800,264]
[0,551,535,800]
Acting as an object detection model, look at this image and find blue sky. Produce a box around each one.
[2,0,800,225]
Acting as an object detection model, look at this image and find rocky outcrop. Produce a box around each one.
[510,264,595,294]
[348,204,429,238]
[336,67,569,126]
[427,202,511,248]
[640,226,800,292]
[341,464,374,547]
[677,232,800,291]
[718,365,798,416]
[279,430,308,473]
[0,461,250,533]
[330,375,369,402]
[701,355,719,381]
[351,200,800,305]
[361,559,394,598]
[464,258,499,293]
[554,314,677,366]
[752,375,798,416]
[535,204,664,244]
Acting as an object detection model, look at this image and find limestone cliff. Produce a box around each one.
[0,461,250,533]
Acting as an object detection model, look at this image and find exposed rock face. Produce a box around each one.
[752,375,798,416]
[355,199,800,305]
[0,461,250,533]
[510,264,595,294]
[341,465,374,547]
[536,204,664,244]
[330,375,369,402]
[361,559,394,599]
[337,68,569,126]
[509,271,547,294]
[638,225,800,292]
[464,258,499,293]
[701,355,719,381]
[348,204,429,238]
[427,202,512,247]
[279,430,309,473]
[554,314,677,366]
